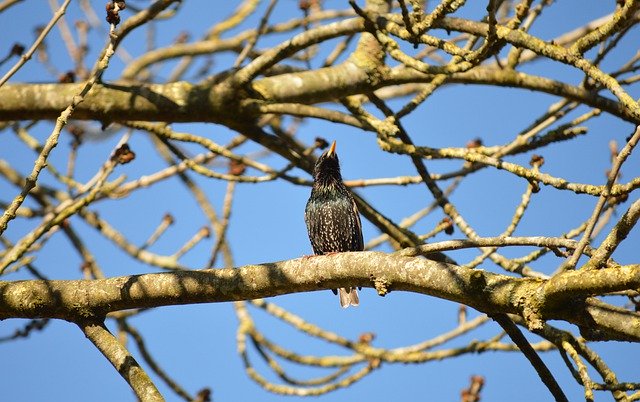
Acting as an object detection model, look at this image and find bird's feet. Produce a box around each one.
[301,251,340,259]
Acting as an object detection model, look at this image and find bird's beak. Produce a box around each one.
[327,140,336,157]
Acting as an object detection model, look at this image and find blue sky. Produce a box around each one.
[1,1,639,401]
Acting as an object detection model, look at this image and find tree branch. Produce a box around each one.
[490,313,568,402]
[2,251,639,341]
[2,63,637,125]
[79,320,163,402]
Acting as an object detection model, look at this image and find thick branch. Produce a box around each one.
[2,69,636,127]
[0,82,215,123]
[1,252,638,341]
[2,64,636,124]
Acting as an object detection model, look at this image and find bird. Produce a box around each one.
[305,140,363,308]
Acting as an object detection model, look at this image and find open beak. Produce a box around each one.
[327,140,336,157]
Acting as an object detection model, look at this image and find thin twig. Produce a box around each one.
[233,0,278,68]
[490,313,568,402]
[0,0,72,87]
[565,125,640,270]
[119,319,194,401]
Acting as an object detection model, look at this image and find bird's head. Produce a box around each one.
[313,140,342,184]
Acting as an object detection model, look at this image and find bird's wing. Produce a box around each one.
[304,196,321,255]
[351,197,364,251]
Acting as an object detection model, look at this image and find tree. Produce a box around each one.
[1,0,639,401]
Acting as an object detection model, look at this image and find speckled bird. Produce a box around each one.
[305,141,363,308]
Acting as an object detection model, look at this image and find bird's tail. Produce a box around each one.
[338,287,359,308]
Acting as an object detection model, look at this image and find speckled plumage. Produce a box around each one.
[305,141,363,308]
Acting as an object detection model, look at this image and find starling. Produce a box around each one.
[305,141,363,308]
